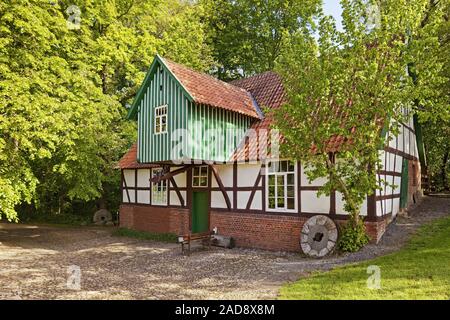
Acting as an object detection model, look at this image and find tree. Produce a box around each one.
[273,0,446,251]
[202,0,320,80]
[0,0,212,220]
[407,0,449,191]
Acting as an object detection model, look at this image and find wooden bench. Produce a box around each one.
[178,231,213,255]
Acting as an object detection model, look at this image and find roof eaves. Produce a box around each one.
[126,54,194,120]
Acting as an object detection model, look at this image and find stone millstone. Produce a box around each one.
[93,209,112,225]
[300,215,338,258]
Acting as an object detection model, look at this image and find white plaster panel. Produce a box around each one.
[126,189,135,203]
[122,190,129,203]
[404,128,410,155]
[388,132,397,149]
[211,191,227,208]
[211,164,234,188]
[123,169,135,188]
[137,169,150,188]
[388,152,396,172]
[301,165,328,186]
[172,171,186,188]
[237,164,261,187]
[376,200,383,216]
[410,133,416,157]
[392,198,400,217]
[397,128,404,153]
[169,190,186,206]
[394,176,401,193]
[336,192,367,216]
[237,191,251,209]
[301,191,329,213]
[395,156,403,173]
[385,198,392,214]
[250,191,262,210]
[137,190,150,204]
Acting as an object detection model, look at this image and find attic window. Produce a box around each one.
[192,166,208,187]
[154,105,167,134]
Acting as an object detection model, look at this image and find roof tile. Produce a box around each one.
[163,58,259,118]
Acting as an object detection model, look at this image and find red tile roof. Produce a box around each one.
[120,70,357,168]
[230,72,287,161]
[230,72,353,161]
[118,144,158,169]
[163,58,260,118]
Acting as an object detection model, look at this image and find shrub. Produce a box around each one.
[112,228,177,243]
[338,219,370,252]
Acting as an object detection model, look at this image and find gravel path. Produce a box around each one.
[0,196,448,300]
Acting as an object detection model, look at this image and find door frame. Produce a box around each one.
[187,166,212,232]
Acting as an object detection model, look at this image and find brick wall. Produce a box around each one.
[120,204,391,251]
[119,205,189,234]
[210,211,306,251]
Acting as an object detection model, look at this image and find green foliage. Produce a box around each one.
[280,214,450,299]
[338,219,370,252]
[272,0,449,249]
[0,0,212,221]
[113,227,177,243]
[20,211,92,226]
[202,0,320,80]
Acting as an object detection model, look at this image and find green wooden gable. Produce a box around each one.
[128,55,254,163]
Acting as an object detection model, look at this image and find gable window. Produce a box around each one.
[151,168,167,205]
[192,166,208,187]
[266,160,297,212]
[154,105,167,134]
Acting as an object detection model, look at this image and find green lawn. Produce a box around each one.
[280,216,450,299]
[112,227,178,243]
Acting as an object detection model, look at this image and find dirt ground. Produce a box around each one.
[0,196,448,300]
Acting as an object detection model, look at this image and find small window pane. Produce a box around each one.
[200,177,207,186]
[201,166,207,175]
[281,161,287,172]
[193,167,199,176]
[277,175,284,186]
[287,174,295,185]
[287,186,295,197]
[277,197,285,208]
[288,161,295,172]
[268,186,275,197]
[269,197,276,209]
[268,175,275,186]
[287,198,295,209]
[193,177,199,186]
[277,185,284,197]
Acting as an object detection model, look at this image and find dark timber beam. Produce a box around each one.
[209,165,232,210]
[170,177,185,207]
[150,165,193,184]
[246,172,262,210]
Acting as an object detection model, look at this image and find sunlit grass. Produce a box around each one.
[280,216,450,300]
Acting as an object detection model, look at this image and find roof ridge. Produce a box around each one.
[162,57,251,95]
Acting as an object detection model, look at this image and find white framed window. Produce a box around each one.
[151,168,168,205]
[192,166,208,187]
[154,105,168,134]
[266,160,297,212]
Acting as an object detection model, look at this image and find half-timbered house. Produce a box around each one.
[118,55,425,252]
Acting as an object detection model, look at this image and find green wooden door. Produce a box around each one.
[400,158,409,208]
[192,191,209,233]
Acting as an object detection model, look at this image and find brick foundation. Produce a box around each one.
[119,204,189,235]
[120,204,391,252]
